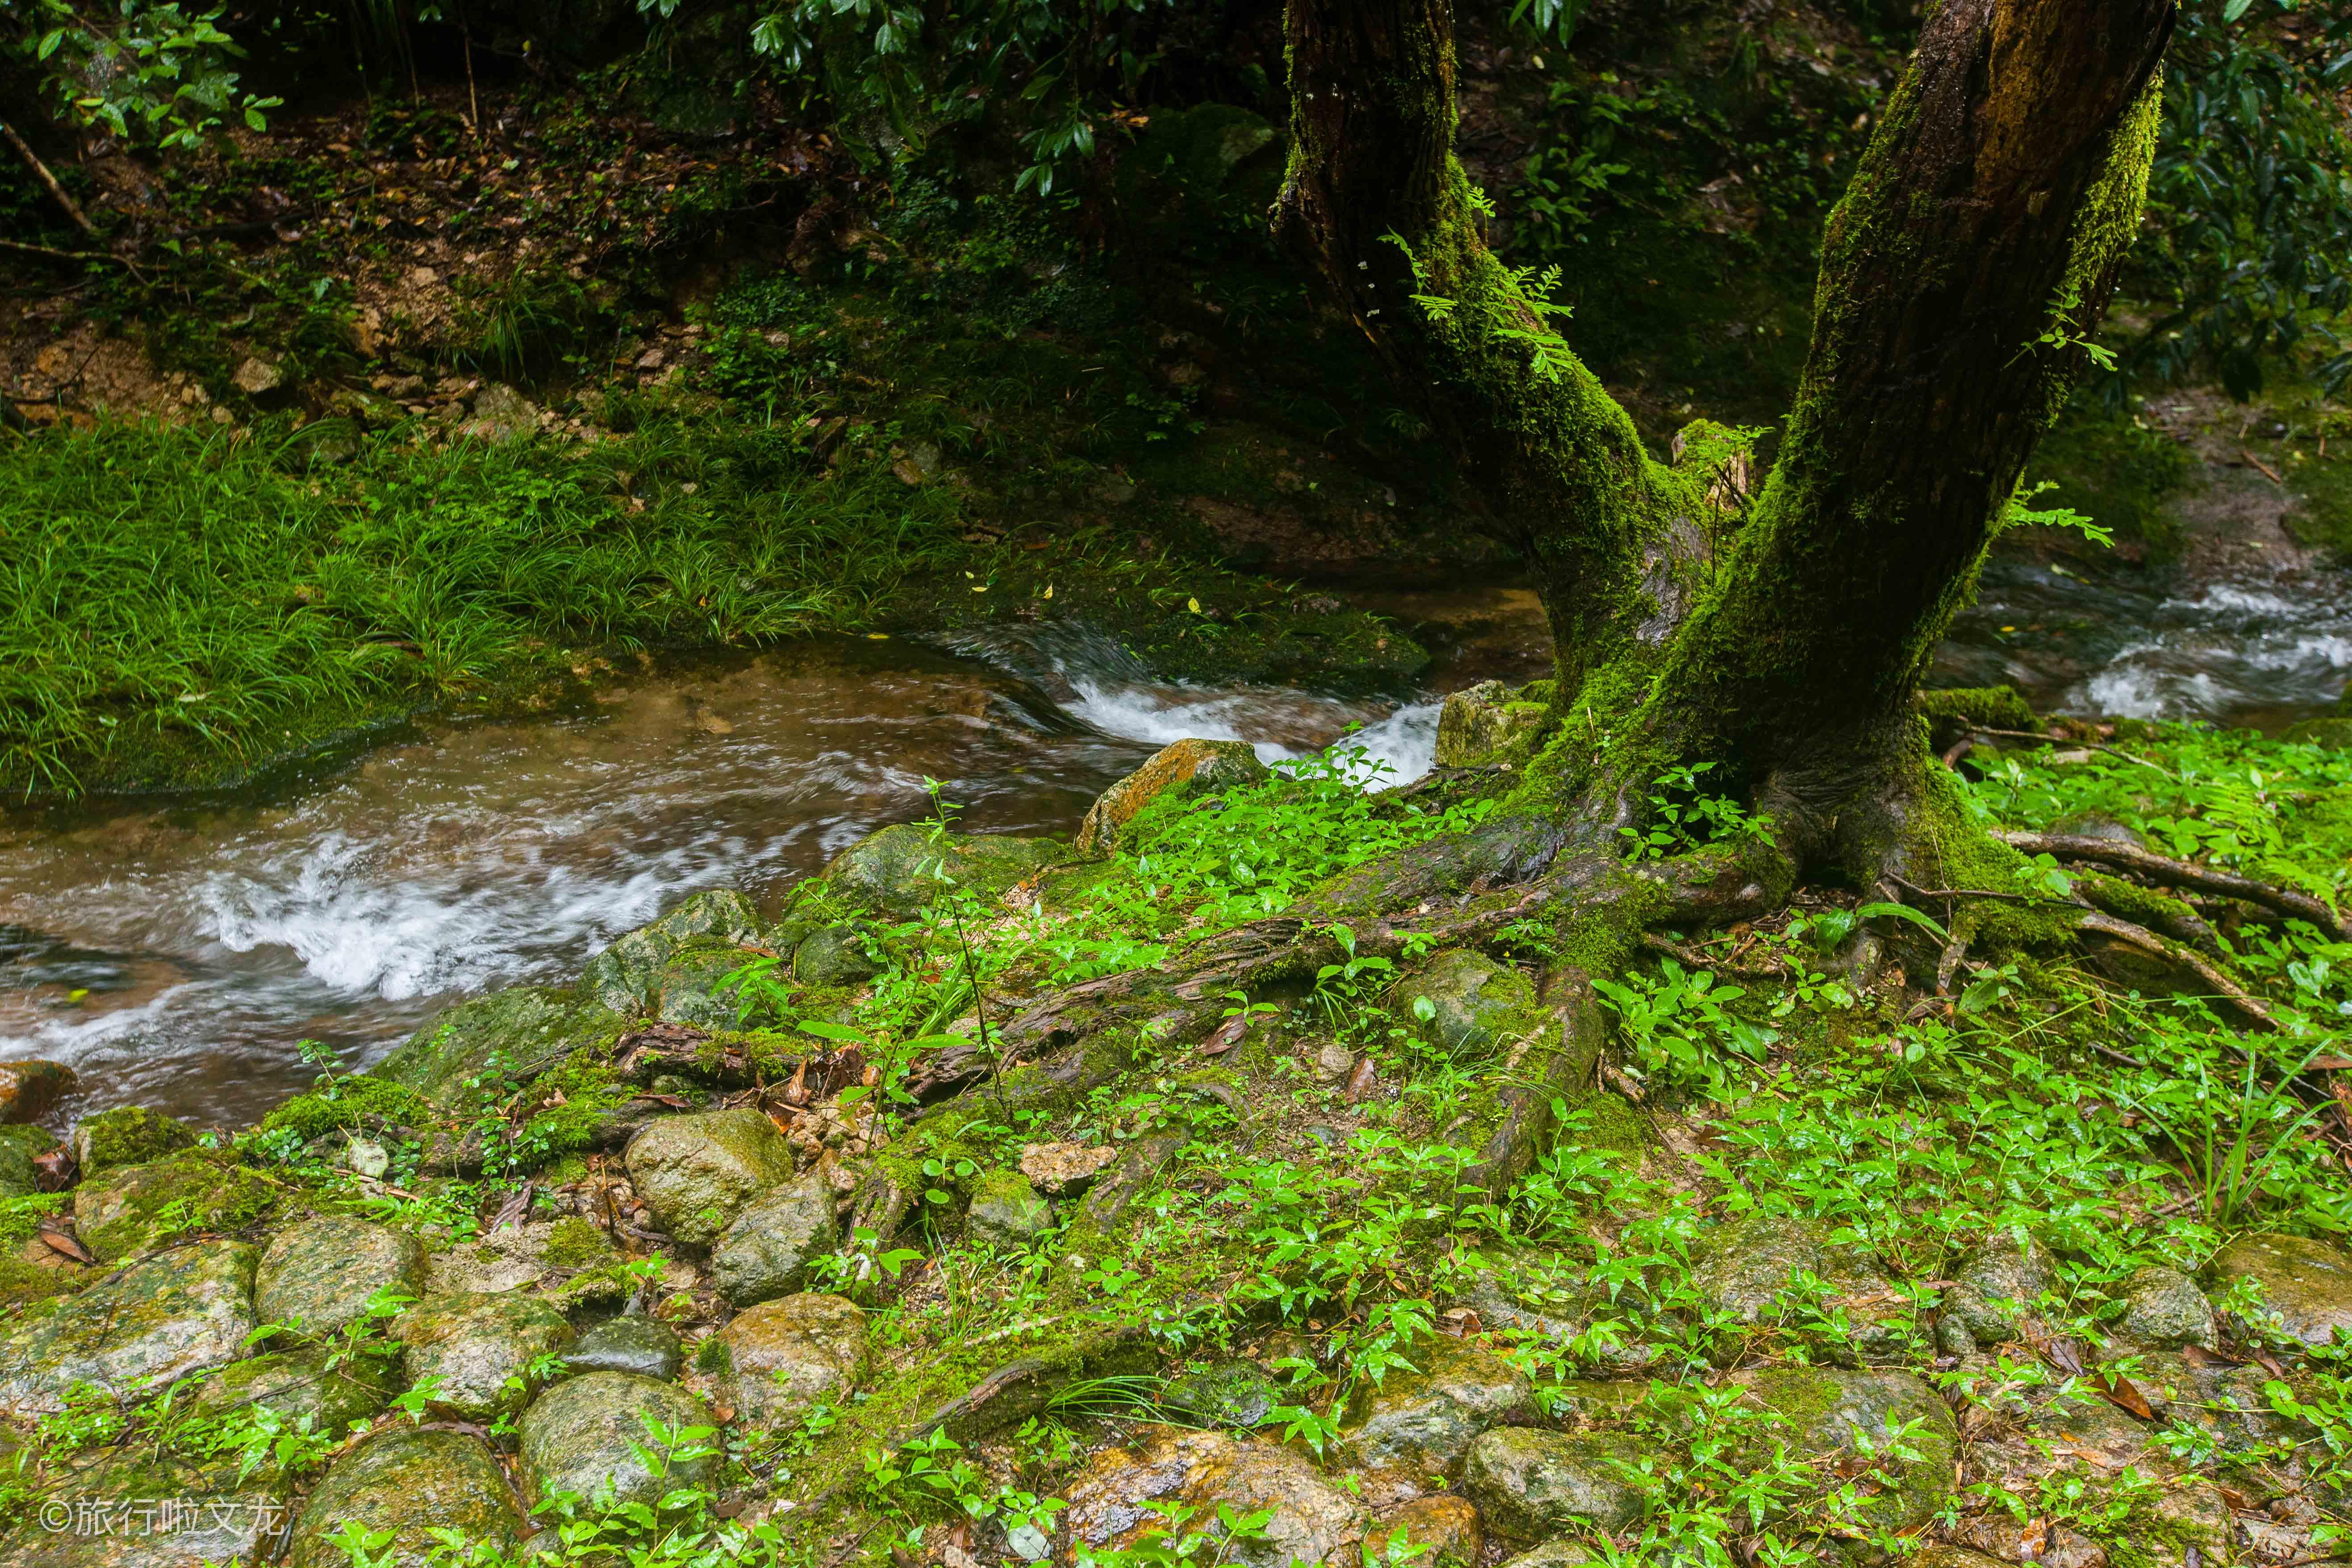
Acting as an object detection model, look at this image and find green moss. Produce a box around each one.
[259,1077,436,1142]
[74,1106,198,1172]
[538,1215,618,1270]
[75,1152,276,1262]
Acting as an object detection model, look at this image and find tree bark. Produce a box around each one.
[1278,0,2173,878]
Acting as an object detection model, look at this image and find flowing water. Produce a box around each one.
[0,559,2341,1133]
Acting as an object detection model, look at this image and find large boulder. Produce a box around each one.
[287,1427,523,1568]
[188,1342,401,1437]
[1072,739,1270,857]
[824,823,1064,915]
[1337,1335,1534,1480]
[1734,1366,1957,1537]
[368,985,629,1108]
[565,1314,683,1380]
[713,1171,837,1306]
[392,1292,573,1421]
[1062,1428,1366,1568]
[1388,950,1538,1060]
[71,1155,272,1263]
[2208,1232,2352,1350]
[578,888,766,1015]
[255,1215,425,1339]
[705,1292,867,1427]
[1462,1428,1654,1540]
[625,1107,799,1248]
[519,1370,716,1509]
[0,1239,255,1415]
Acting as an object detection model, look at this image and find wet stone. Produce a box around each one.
[2112,1264,2215,1351]
[565,1314,683,1380]
[71,1155,269,1264]
[1462,1428,1653,1540]
[1734,1366,1957,1536]
[2208,1231,2352,1351]
[706,1292,868,1428]
[0,1238,255,1416]
[286,1427,523,1568]
[1390,949,1537,1060]
[426,1215,618,1296]
[1369,1496,1483,1567]
[1338,1334,1533,1480]
[1071,739,1270,857]
[255,1215,425,1340]
[70,1106,196,1174]
[792,925,881,987]
[1062,1428,1366,1568]
[825,824,1064,916]
[4,1451,284,1568]
[392,1291,573,1421]
[189,1342,401,1438]
[1162,1360,1282,1430]
[519,1370,715,1509]
[966,1168,1053,1250]
[0,1058,74,1125]
[713,1170,837,1306]
[624,1106,798,1248]
[1493,1543,1595,1568]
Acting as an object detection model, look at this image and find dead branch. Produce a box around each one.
[1997,831,2343,939]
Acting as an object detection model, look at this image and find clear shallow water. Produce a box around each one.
[2,560,2341,1132]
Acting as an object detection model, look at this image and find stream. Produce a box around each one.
[2,562,2345,1131]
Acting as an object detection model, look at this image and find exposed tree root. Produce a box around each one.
[1997,830,2343,939]
[2071,909,2278,1031]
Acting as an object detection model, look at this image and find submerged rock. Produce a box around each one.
[1462,1427,1653,1539]
[392,1291,573,1420]
[1389,950,1538,1060]
[1062,1428,1367,1568]
[624,1106,798,1247]
[519,1370,715,1509]
[706,1292,868,1427]
[824,823,1064,915]
[255,1215,425,1339]
[966,1168,1053,1249]
[0,1239,255,1415]
[1072,739,1270,857]
[1337,1334,1533,1480]
[565,1314,683,1380]
[2208,1231,2352,1350]
[287,1427,523,1568]
[713,1171,837,1305]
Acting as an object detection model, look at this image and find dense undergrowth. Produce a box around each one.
[9,725,2352,1565]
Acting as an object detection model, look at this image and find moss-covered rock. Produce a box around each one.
[1434,680,1552,769]
[1461,1427,1656,1540]
[1162,1359,1281,1429]
[1072,738,1270,857]
[3,1449,284,1568]
[368,985,630,1108]
[823,823,1064,916]
[965,1167,1053,1250]
[70,1154,273,1264]
[423,1214,619,1297]
[69,1106,196,1174]
[624,1106,798,1248]
[255,1215,425,1339]
[1370,1496,1483,1568]
[791,924,881,987]
[1063,1428,1368,1568]
[577,887,766,1016]
[706,1292,867,1428]
[1690,1210,1912,1362]
[1733,1365,1958,1538]
[0,1238,256,1415]
[2112,1265,2216,1351]
[1939,1228,2051,1351]
[1337,1334,1534,1480]
[286,1427,523,1568]
[1389,949,1539,1060]
[189,1342,401,1437]
[392,1291,573,1420]
[564,1314,683,1380]
[2208,1231,2352,1350]
[713,1170,837,1306]
[0,1058,75,1126]
[518,1369,715,1509]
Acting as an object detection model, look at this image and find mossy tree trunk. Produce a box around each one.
[1278,0,2173,884]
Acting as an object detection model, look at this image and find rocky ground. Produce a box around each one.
[0,696,2350,1568]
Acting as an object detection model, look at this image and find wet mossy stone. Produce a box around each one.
[1374,1495,1483,1568]
[1390,949,1538,1060]
[1462,1427,1656,1540]
[1337,1334,1534,1480]
[519,1370,716,1509]
[189,1342,400,1438]
[1434,681,1551,769]
[71,1154,272,1264]
[5,1449,285,1568]
[70,1105,196,1174]
[1071,739,1270,857]
[1733,1365,1958,1537]
[2208,1231,2352,1350]
[255,1215,425,1340]
[2112,1264,2216,1351]
[647,937,773,1028]
[426,1215,617,1296]
[1691,1211,1911,1362]
[0,1130,43,1198]
[706,1292,867,1428]
[713,1169,837,1306]
[287,1427,523,1568]
[0,1238,256,1416]
[565,1314,683,1380]
[578,888,765,1016]
[369,984,629,1109]
[2283,716,2352,747]
[1063,1428,1367,1568]
[965,1167,1053,1250]
[392,1291,573,1421]
[792,924,881,987]
[623,1106,798,1248]
[1162,1360,1282,1429]
[1493,1543,1595,1568]
[0,1058,75,1125]
[823,823,1064,916]
[1940,1229,2051,1351]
